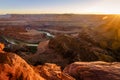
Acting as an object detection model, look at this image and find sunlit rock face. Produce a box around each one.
[0,52,45,80]
[34,63,75,80]
[0,52,75,80]
[63,61,120,80]
[0,43,5,52]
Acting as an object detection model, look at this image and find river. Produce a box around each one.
[2,30,54,47]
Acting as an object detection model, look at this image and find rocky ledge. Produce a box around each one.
[0,52,120,80]
[64,61,120,80]
[0,52,74,80]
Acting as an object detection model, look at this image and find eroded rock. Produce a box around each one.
[64,61,120,80]
[0,52,75,80]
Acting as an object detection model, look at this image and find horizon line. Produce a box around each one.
[0,13,120,15]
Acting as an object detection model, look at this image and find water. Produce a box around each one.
[38,30,55,38]
[2,30,54,47]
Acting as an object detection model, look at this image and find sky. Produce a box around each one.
[0,0,120,14]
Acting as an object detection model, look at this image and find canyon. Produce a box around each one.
[0,14,120,80]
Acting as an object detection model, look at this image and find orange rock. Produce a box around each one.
[34,63,75,80]
[0,52,75,80]
[0,43,5,52]
[0,52,45,80]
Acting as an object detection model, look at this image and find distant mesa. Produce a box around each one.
[0,14,11,19]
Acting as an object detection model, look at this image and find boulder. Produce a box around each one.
[64,61,120,80]
[34,63,75,80]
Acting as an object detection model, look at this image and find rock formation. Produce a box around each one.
[0,51,74,80]
[64,61,120,80]
[34,63,75,80]
[0,43,5,53]
[30,32,115,68]
[49,34,115,62]
[0,52,45,80]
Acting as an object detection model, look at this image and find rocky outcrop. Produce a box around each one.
[31,33,115,68]
[36,40,49,53]
[49,34,115,62]
[0,43,4,52]
[1,52,120,80]
[64,61,120,80]
[0,52,44,80]
[34,63,75,80]
[29,48,69,68]
[28,39,70,68]
[0,52,75,80]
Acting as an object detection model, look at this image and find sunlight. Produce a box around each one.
[83,6,120,15]
[116,15,120,17]
[102,16,108,20]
